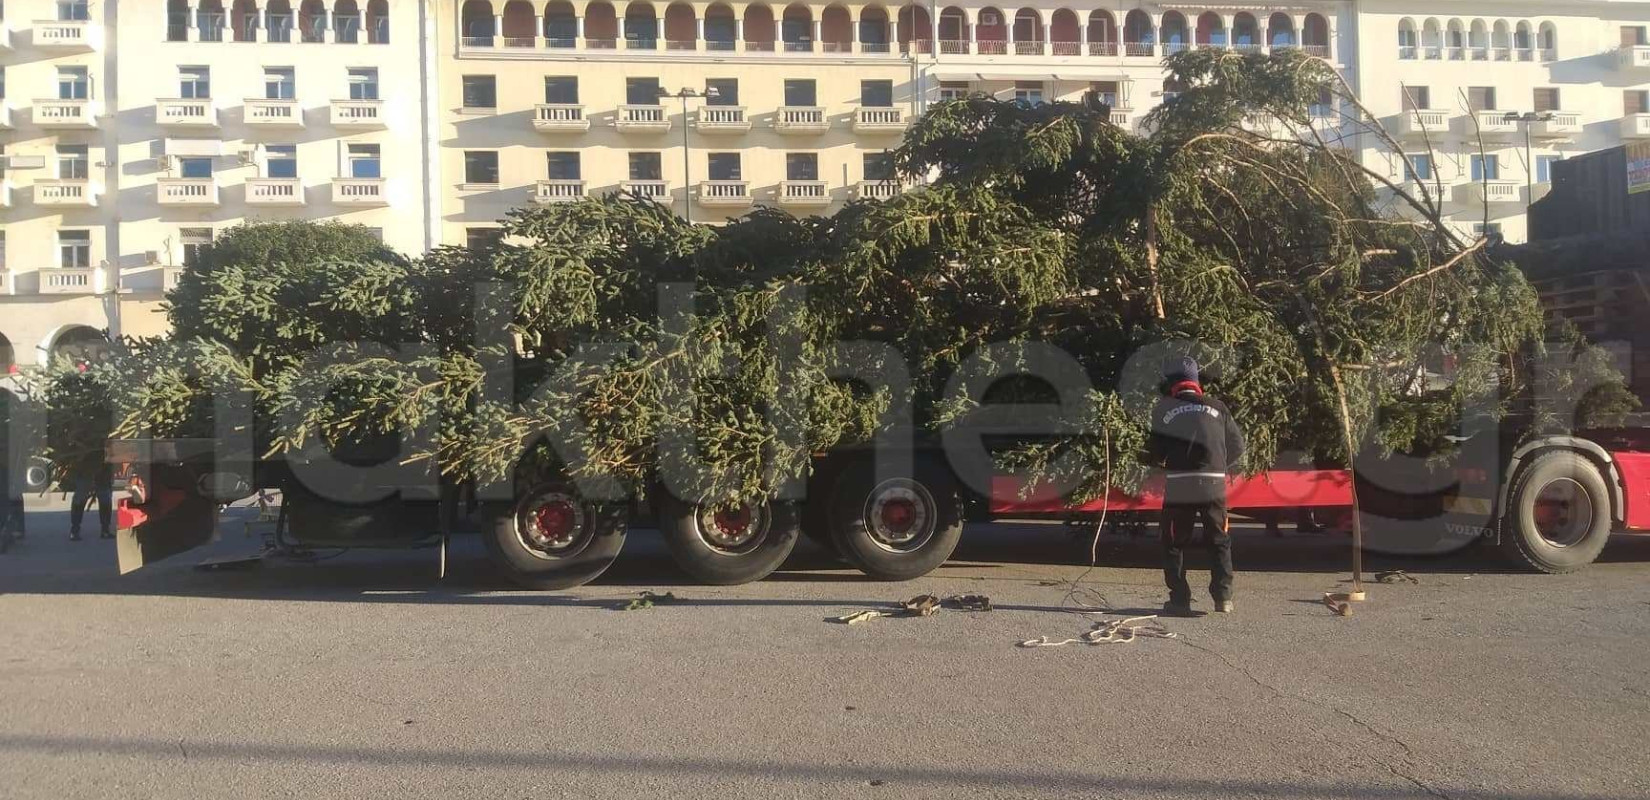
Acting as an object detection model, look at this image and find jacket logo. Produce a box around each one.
[1163,404,1220,424]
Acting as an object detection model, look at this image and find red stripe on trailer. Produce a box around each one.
[990,469,1355,514]
[115,498,149,532]
[1609,451,1650,531]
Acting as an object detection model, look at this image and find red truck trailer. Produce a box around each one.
[107,426,1650,588]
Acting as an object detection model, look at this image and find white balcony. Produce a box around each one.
[331,177,388,206]
[33,99,97,128]
[778,180,831,207]
[855,180,902,201]
[614,105,671,134]
[156,98,219,128]
[0,20,11,50]
[331,99,386,128]
[0,102,11,130]
[1108,110,1132,127]
[245,99,304,128]
[1618,45,1650,71]
[1464,111,1518,139]
[163,267,185,293]
[698,180,751,206]
[34,179,98,207]
[1462,180,1521,205]
[1621,114,1650,139]
[0,180,10,208]
[853,107,906,133]
[621,179,668,201]
[1394,109,1449,139]
[532,179,586,203]
[40,268,103,295]
[1531,112,1581,139]
[157,178,220,207]
[246,178,306,206]
[775,106,829,135]
[33,20,99,50]
[533,104,589,132]
[1530,183,1552,203]
[696,106,750,134]
[0,273,13,296]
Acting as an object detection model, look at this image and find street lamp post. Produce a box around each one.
[1503,110,1553,212]
[661,86,719,224]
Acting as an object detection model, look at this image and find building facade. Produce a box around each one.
[2,0,1650,369]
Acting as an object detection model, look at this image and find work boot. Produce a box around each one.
[1215,600,1235,614]
[99,530,114,540]
[68,531,82,542]
[1162,600,1204,618]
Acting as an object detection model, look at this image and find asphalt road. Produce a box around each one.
[2,496,1649,800]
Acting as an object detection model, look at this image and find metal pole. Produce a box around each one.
[1523,119,1533,213]
[680,94,693,224]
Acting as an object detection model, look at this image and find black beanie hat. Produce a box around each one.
[1164,356,1200,385]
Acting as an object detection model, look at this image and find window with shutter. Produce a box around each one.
[1533,88,1559,113]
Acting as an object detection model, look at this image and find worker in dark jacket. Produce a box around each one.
[1148,357,1245,616]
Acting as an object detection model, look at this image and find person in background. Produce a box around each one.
[68,462,113,542]
[1148,356,1246,617]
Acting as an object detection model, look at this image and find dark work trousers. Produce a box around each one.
[1160,476,1234,605]
[70,469,113,537]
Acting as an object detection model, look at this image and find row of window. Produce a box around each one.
[0,142,384,182]
[461,149,895,184]
[1394,17,1560,61]
[1403,152,1563,184]
[0,65,384,104]
[164,1,392,45]
[460,74,898,109]
[1401,84,1650,116]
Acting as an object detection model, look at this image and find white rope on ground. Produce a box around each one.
[1019,615,1179,647]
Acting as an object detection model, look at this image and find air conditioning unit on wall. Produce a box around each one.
[980,11,1001,26]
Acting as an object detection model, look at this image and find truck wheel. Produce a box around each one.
[660,496,799,584]
[488,482,627,590]
[1500,451,1612,574]
[830,460,964,581]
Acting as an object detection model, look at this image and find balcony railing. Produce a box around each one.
[34,19,97,49]
[35,180,98,207]
[697,106,750,133]
[615,104,671,133]
[778,180,831,206]
[533,103,590,132]
[1050,41,1080,56]
[1302,44,1330,57]
[331,177,388,205]
[853,107,905,133]
[977,40,1008,55]
[855,180,901,201]
[1468,111,1518,138]
[622,179,668,200]
[1124,42,1154,57]
[41,268,102,295]
[1531,112,1581,138]
[1621,113,1650,139]
[157,178,220,207]
[157,98,219,127]
[1619,45,1650,71]
[330,99,385,128]
[533,179,586,203]
[1013,40,1044,55]
[775,106,828,134]
[246,178,306,206]
[699,180,752,206]
[245,98,304,127]
[34,99,96,128]
[1089,41,1117,56]
[1396,109,1450,138]
[939,39,968,54]
[1464,180,1520,205]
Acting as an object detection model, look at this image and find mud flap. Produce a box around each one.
[116,495,217,574]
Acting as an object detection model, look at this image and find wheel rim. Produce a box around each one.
[864,478,937,553]
[1532,478,1594,548]
[515,489,591,559]
[694,502,770,555]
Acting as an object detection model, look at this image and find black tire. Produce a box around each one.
[1500,451,1612,574]
[660,496,800,584]
[830,458,964,581]
[487,481,627,590]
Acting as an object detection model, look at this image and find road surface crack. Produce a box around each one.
[1173,636,1457,800]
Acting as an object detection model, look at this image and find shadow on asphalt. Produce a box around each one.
[5,506,1650,606]
[0,731,1632,800]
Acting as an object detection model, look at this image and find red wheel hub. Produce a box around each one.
[880,499,917,533]
[712,506,753,535]
[534,501,576,541]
